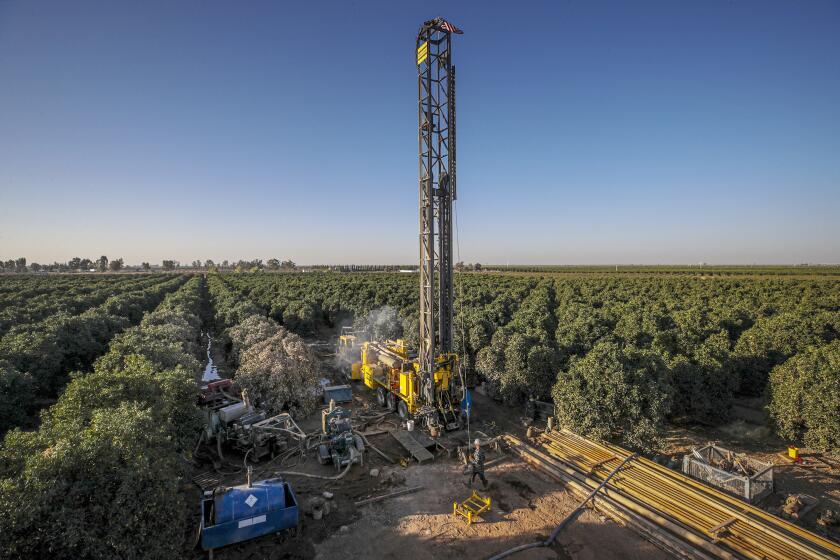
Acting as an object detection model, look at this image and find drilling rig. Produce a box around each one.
[355,17,465,433]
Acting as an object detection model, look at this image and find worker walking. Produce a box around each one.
[467,439,488,489]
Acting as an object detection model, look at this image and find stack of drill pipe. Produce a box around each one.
[543,430,836,560]
[518,429,840,560]
[505,434,724,560]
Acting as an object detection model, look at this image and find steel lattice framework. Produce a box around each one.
[417,19,457,398]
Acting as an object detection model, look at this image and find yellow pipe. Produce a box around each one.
[601,471,794,560]
[539,431,840,560]
[568,434,840,558]
[508,438,738,560]
[540,439,821,560]
[539,443,748,543]
[579,433,840,555]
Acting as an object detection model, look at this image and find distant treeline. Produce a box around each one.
[4,257,838,276]
[0,256,127,273]
[477,264,840,276]
[0,257,297,273]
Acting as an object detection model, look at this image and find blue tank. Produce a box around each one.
[201,477,299,550]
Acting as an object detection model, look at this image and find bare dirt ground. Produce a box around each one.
[313,459,667,560]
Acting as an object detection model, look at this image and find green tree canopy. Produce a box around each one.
[552,339,672,452]
[768,340,840,453]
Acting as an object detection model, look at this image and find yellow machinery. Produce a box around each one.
[453,490,491,526]
[357,339,460,429]
[337,327,363,381]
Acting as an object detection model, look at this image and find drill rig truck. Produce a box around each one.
[351,17,466,434]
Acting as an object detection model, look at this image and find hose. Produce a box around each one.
[356,411,390,421]
[357,429,389,437]
[213,464,243,476]
[279,448,304,468]
[272,448,358,480]
[354,431,395,464]
[487,454,637,560]
[250,446,307,479]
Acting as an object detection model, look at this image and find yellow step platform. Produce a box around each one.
[453,490,491,525]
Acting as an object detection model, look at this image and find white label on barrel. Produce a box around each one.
[245,494,258,508]
[238,515,267,528]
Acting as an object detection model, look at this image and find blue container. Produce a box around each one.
[323,384,353,404]
[201,477,299,550]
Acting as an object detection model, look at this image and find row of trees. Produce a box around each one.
[476,264,840,276]
[208,274,320,417]
[0,274,161,338]
[2,258,294,271]
[455,262,483,271]
[5,260,838,276]
[0,275,187,434]
[0,256,126,273]
[167,259,297,271]
[220,272,839,453]
[0,258,28,273]
[0,276,206,558]
[477,280,558,402]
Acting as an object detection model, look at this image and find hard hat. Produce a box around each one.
[474,439,481,446]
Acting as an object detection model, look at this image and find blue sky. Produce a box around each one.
[1,0,838,265]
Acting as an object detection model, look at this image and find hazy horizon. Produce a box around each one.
[2,1,838,265]
[3,258,839,268]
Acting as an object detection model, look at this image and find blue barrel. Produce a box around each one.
[201,477,299,550]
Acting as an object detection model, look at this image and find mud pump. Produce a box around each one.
[351,17,467,434]
[317,400,365,470]
[200,381,306,461]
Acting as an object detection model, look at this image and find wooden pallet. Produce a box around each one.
[391,430,434,463]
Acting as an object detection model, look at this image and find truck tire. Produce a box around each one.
[376,387,387,408]
[397,400,409,420]
[386,392,397,412]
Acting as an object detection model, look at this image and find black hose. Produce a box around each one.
[354,430,394,464]
[273,451,357,480]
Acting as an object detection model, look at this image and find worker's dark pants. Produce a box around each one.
[469,465,487,487]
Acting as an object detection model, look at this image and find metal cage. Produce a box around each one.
[682,444,774,503]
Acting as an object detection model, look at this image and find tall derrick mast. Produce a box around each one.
[417,18,459,403]
[351,18,463,430]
